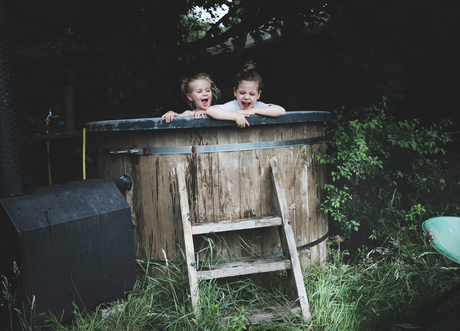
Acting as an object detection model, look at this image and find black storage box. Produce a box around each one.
[0,179,136,324]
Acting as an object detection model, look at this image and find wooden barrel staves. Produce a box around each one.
[86,111,332,267]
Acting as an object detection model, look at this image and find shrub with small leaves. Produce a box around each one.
[319,98,459,250]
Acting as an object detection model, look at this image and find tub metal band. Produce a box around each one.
[200,230,330,266]
[105,136,326,156]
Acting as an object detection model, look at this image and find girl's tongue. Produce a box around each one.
[201,99,209,107]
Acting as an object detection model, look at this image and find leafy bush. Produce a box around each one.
[319,98,460,250]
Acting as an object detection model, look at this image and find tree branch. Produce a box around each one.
[178,0,272,55]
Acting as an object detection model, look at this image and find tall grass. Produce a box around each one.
[311,238,460,330]
[3,236,459,330]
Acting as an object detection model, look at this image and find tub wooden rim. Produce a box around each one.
[86,110,332,132]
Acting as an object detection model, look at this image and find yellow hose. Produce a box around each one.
[47,139,52,185]
[83,128,86,179]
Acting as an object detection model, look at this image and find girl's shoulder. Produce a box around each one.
[218,100,239,112]
[254,101,271,107]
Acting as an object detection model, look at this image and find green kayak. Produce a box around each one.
[422,216,460,265]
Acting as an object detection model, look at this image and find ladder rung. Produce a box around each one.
[191,216,282,235]
[248,303,302,324]
[198,256,291,280]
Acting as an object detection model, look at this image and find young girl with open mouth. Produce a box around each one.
[162,73,221,122]
[206,62,285,128]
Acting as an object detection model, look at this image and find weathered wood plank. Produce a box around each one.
[198,256,291,280]
[258,124,280,255]
[139,130,177,260]
[123,131,145,256]
[317,123,329,263]
[306,142,318,263]
[295,142,311,265]
[154,131,186,259]
[258,124,278,217]
[195,127,220,222]
[315,140,329,264]
[213,127,245,259]
[248,304,302,324]
[192,216,282,235]
[217,127,241,221]
[236,126,263,257]
[121,135,135,238]
[238,126,261,219]
[275,125,296,243]
[139,154,158,258]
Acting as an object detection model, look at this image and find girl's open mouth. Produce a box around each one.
[242,102,250,109]
[201,99,209,107]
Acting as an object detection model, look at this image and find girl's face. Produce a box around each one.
[233,80,261,110]
[187,79,212,111]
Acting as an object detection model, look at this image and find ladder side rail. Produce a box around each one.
[176,163,200,316]
[270,157,311,321]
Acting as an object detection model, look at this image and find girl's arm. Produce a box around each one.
[242,105,285,117]
[206,106,250,128]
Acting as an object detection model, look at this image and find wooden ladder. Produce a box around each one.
[176,157,311,323]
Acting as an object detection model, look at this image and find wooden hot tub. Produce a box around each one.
[86,111,332,266]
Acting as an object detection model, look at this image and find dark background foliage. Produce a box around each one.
[1,0,459,185]
[2,0,459,124]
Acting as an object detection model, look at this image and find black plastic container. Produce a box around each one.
[0,179,136,325]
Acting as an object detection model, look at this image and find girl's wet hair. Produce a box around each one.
[234,61,264,91]
[181,73,221,109]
